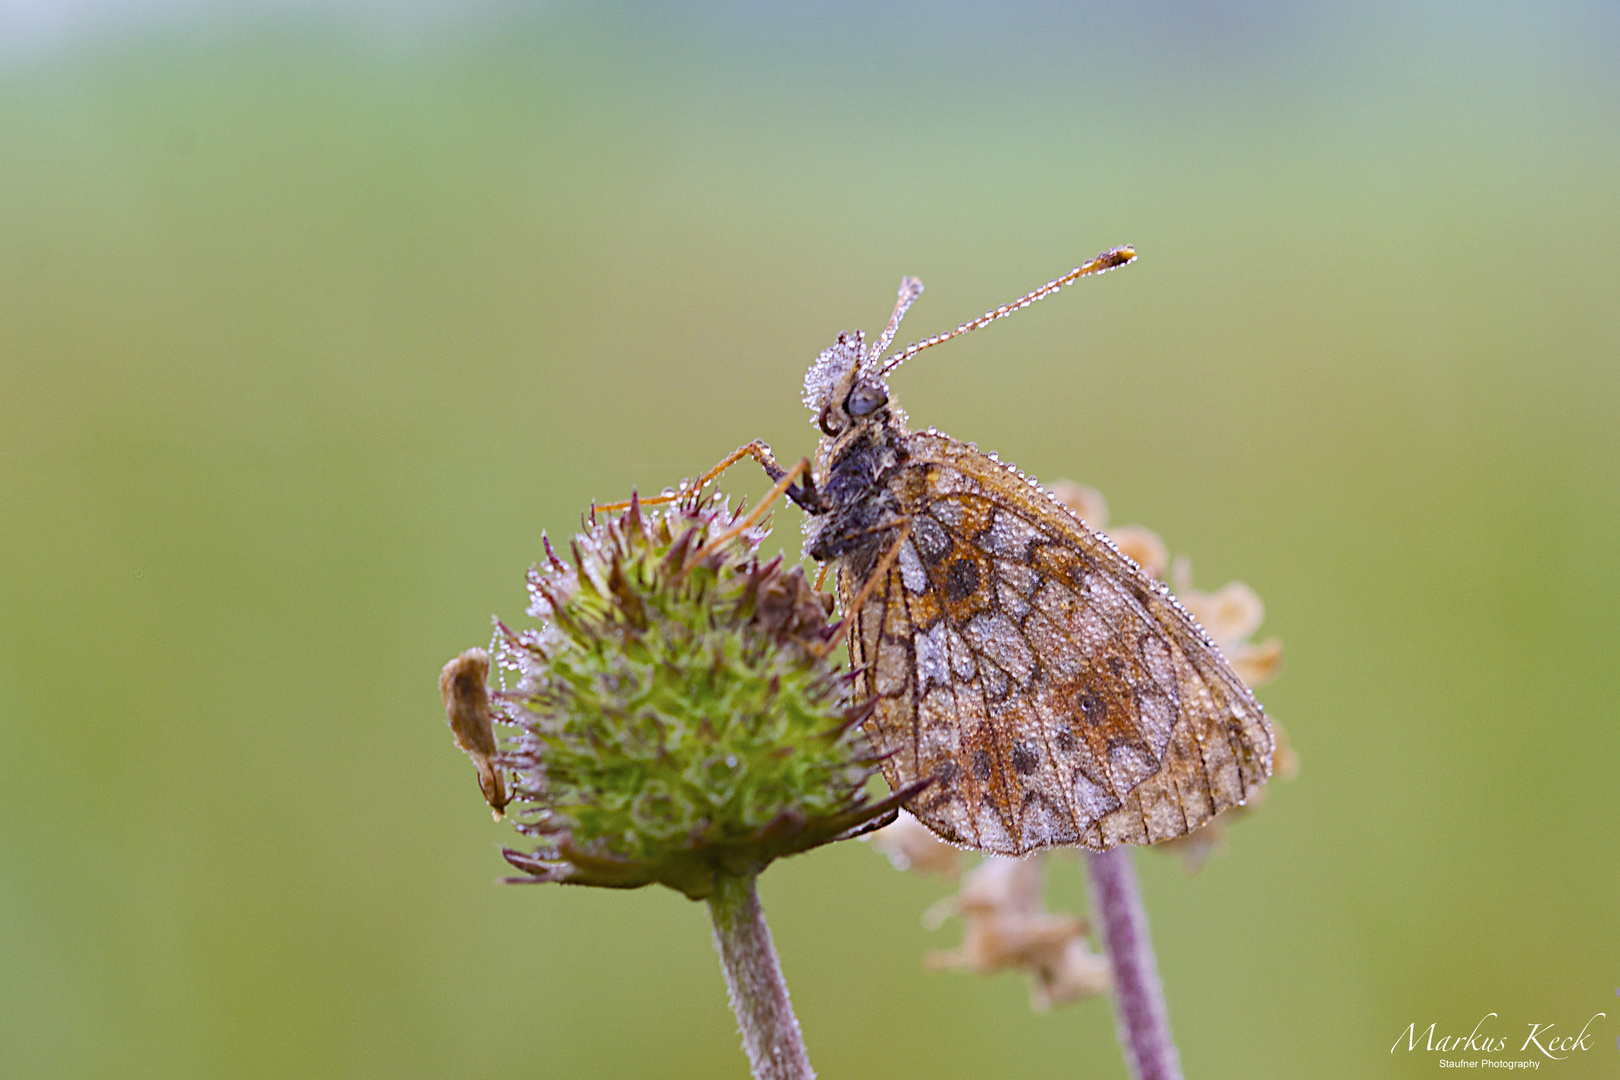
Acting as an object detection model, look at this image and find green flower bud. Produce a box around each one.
[464,492,924,900]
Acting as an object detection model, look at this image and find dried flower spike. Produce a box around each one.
[485,492,926,901]
[925,855,1111,1012]
[879,478,1294,1042]
[1171,556,1283,689]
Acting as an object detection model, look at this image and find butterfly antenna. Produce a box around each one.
[878,245,1136,376]
[868,276,925,366]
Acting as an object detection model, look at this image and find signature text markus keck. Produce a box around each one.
[1390,1012,1607,1069]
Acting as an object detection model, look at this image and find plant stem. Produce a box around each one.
[707,871,816,1080]
[1086,847,1184,1080]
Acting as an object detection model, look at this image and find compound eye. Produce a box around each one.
[846,384,888,417]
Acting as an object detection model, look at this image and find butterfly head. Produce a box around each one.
[800,276,922,439]
[801,330,892,438]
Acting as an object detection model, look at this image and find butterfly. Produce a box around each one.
[615,248,1275,855]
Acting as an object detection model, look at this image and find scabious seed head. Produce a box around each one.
[468,492,921,900]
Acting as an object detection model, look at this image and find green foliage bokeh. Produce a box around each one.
[1,4,1618,1078]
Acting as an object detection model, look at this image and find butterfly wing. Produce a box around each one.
[843,431,1274,854]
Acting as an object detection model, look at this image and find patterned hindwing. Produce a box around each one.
[843,431,1275,855]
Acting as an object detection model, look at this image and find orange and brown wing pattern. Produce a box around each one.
[844,431,1274,855]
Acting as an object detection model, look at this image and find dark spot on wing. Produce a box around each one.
[1010,741,1038,775]
[1078,691,1107,726]
[944,558,979,602]
[971,749,992,781]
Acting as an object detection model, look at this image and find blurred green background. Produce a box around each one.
[2,2,1618,1077]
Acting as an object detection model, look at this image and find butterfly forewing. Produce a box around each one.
[843,431,1274,855]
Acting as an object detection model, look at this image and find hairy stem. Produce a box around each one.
[707,872,815,1080]
[1086,848,1184,1080]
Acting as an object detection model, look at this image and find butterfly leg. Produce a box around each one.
[683,455,816,568]
[596,439,824,513]
[737,441,824,513]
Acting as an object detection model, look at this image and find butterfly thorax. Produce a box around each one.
[803,407,912,578]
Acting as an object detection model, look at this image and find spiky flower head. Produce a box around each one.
[459,492,922,901]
